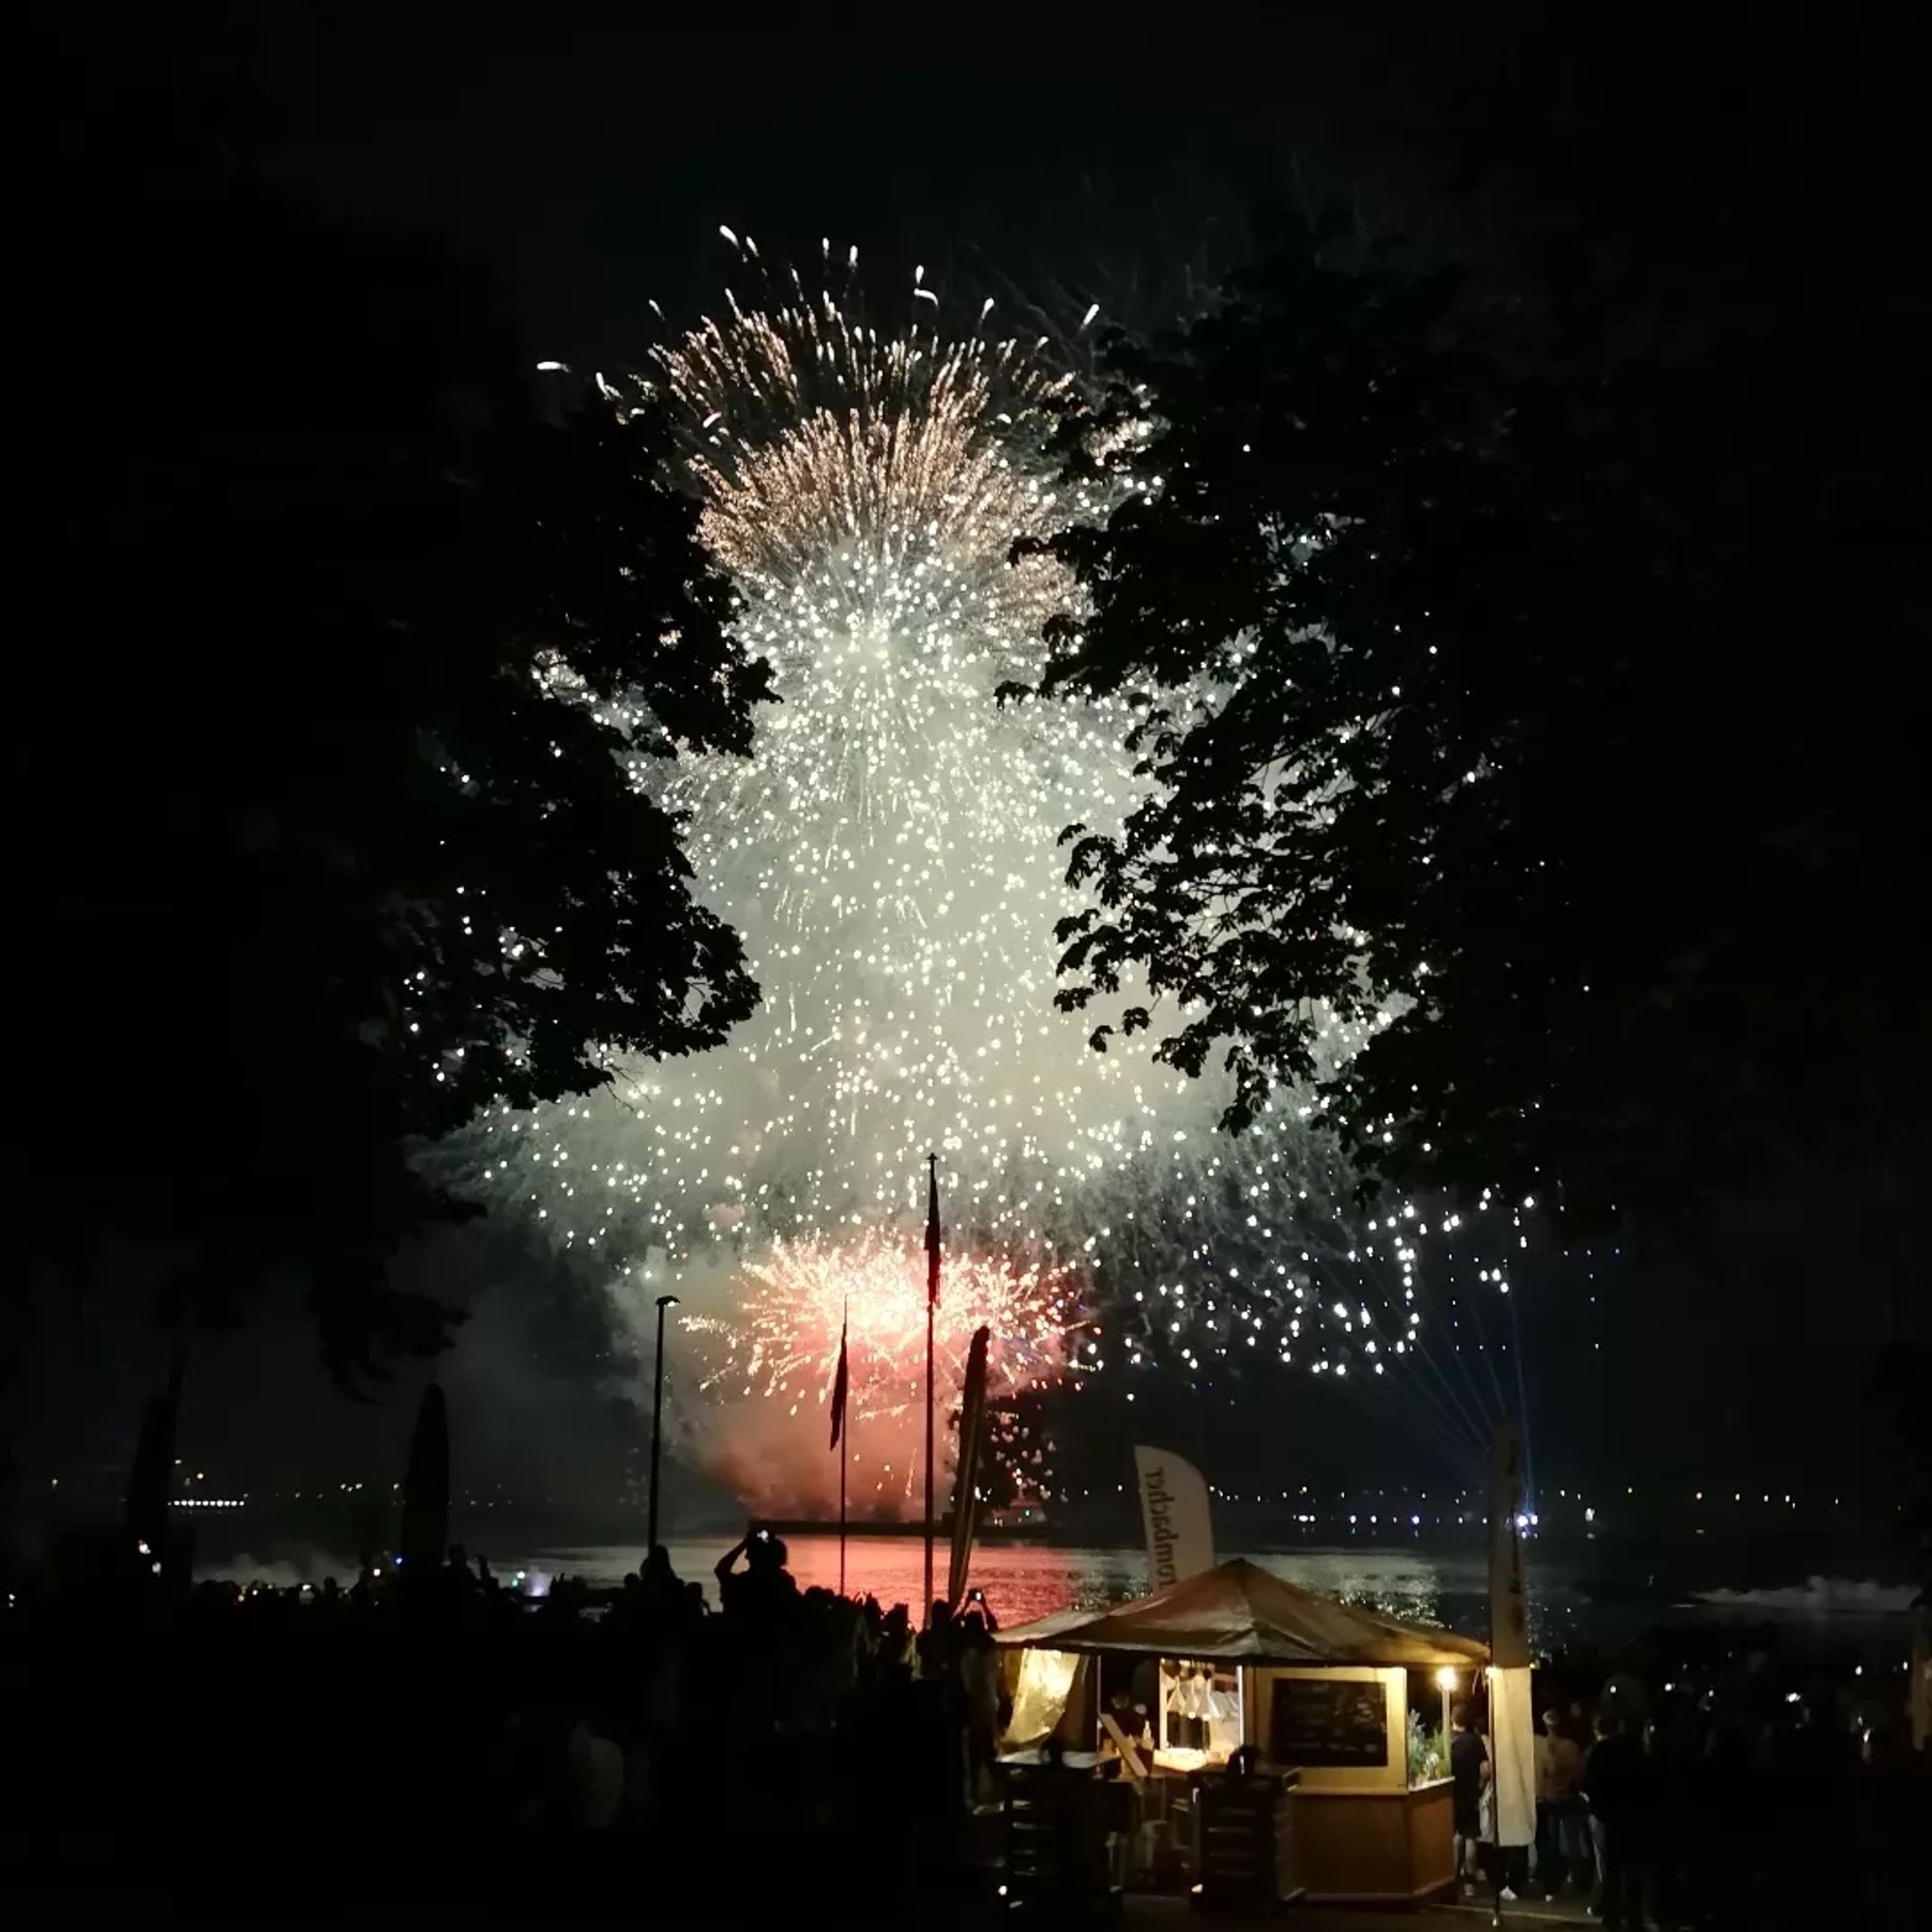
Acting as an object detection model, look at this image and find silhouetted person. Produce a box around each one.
[917,1598,958,1678]
[1450,1701,1488,1889]
[879,1602,913,1674]
[639,1544,684,1616]
[1538,1705,1586,1893]
[713,1523,798,1627]
[962,1584,998,1633]
[957,1609,1001,1791]
[1700,1703,1753,1932]
[611,1571,646,1635]
[1584,1711,1650,1931]
[1650,1698,1702,1924]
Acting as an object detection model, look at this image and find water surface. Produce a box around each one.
[507,1533,1914,1654]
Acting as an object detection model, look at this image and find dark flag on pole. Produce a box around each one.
[828,1308,849,1451]
[925,1153,942,1307]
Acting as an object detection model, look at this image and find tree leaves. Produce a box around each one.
[34,173,771,1386]
[1033,193,1926,1228]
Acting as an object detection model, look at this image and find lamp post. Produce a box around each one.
[647,1294,679,1551]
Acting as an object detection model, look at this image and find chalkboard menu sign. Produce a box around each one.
[1269,1676,1389,1768]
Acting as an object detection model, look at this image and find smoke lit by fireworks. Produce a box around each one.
[682,1230,1078,1513]
[465,237,1541,1516]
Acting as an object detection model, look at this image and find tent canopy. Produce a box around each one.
[997,1557,1489,1669]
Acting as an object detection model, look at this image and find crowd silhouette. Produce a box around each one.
[10,1526,1017,1919]
[1459,1662,1926,1928]
[8,1534,1924,1926]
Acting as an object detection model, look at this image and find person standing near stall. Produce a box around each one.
[1583,1709,1651,1931]
[1537,1705,1586,1893]
[1450,1701,1490,1891]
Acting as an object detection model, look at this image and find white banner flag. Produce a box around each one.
[1133,1445,1215,1594]
[1488,1664,1538,1849]
[1488,1417,1536,1848]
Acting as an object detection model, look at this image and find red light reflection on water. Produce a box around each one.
[543,1533,1144,1623]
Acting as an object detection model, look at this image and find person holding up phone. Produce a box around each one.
[713,1520,800,1627]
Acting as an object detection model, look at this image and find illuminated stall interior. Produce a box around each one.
[997,1558,1488,1905]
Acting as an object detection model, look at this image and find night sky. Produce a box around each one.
[44,4,1919,1507]
[180,6,1528,358]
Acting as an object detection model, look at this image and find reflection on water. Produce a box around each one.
[520,1535,1548,1644]
[535,1537,1135,1627]
[513,1536,1912,1653]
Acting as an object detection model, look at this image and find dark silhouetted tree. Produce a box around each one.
[28,66,773,1386]
[1023,59,1926,1229]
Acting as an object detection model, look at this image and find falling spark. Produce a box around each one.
[460,248,1541,1511]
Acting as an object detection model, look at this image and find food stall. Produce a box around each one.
[997,1556,1487,1906]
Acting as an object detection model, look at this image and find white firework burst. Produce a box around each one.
[462,241,1532,1507]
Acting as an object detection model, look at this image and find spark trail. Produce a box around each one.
[467,240,1536,1513]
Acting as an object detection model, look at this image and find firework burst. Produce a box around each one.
[671,1230,1081,1514]
[464,239,1542,1513]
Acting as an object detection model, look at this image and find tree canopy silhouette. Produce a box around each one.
[1023,83,1925,1229]
[32,102,772,1384]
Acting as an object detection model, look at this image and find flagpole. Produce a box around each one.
[838,1294,849,1597]
[923,1152,940,1627]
